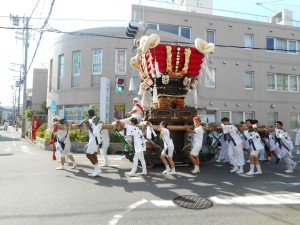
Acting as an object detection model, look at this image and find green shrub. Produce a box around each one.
[69,129,89,142]
[36,130,44,138]
[43,131,52,141]
[37,123,48,132]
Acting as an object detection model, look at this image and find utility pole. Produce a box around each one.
[21,21,29,138]
[10,15,30,138]
[9,66,23,131]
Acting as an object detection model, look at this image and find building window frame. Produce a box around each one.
[92,49,102,87]
[244,71,254,90]
[244,34,254,49]
[58,54,64,90]
[205,67,216,88]
[206,29,215,44]
[115,49,127,75]
[71,51,81,88]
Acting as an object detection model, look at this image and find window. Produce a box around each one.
[266,37,274,51]
[206,29,215,43]
[220,111,254,123]
[58,106,64,119]
[245,112,255,120]
[244,71,254,90]
[289,75,298,92]
[72,51,80,88]
[288,40,297,53]
[267,112,277,127]
[205,68,216,88]
[267,73,300,92]
[290,113,299,129]
[58,55,64,90]
[115,49,126,75]
[220,111,230,121]
[49,59,53,92]
[276,74,288,91]
[92,49,102,87]
[64,105,89,121]
[147,23,158,30]
[267,73,276,90]
[276,38,287,52]
[244,34,253,49]
[232,111,243,124]
[159,24,178,35]
[180,27,191,39]
[147,23,191,39]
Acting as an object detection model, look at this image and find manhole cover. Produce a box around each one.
[173,195,214,210]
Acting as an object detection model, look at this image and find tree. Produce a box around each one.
[40,101,48,115]
[24,107,34,121]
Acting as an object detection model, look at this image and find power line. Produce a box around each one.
[27,0,56,73]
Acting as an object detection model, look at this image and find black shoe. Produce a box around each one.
[276,158,280,164]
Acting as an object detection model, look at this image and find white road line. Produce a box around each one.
[210,193,300,205]
[150,200,176,208]
[108,199,148,225]
[269,181,300,186]
[9,127,17,147]
[20,146,36,155]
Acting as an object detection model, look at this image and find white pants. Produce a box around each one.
[228,142,245,166]
[101,144,109,164]
[57,142,71,157]
[131,151,147,173]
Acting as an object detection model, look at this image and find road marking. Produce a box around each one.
[150,200,176,208]
[108,199,148,225]
[9,127,17,146]
[269,181,300,187]
[210,193,300,205]
[20,146,36,155]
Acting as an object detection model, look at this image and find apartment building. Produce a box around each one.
[47,4,300,130]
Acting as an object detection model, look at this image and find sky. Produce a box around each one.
[0,0,299,107]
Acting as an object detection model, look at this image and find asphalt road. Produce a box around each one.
[0,125,300,225]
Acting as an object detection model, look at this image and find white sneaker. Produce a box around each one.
[215,159,222,163]
[162,169,171,174]
[236,169,244,174]
[92,167,101,177]
[56,165,65,170]
[246,160,250,163]
[254,171,262,175]
[296,150,300,155]
[230,166,239,173]
[138,171,147,175]
[246,170,254,175]
[126,171,137,176]
[101,163,109,167]
[284,169,293,173]
[71,162,78,169]
[167,170,176,175]
[191,167,200,174]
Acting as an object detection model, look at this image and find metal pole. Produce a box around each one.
[21,20,29,138]
[16,70,21,131]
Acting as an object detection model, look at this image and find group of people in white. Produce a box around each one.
[50,97,298,178]
[211,118,298,175]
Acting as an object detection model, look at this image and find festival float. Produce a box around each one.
[124,33,215,166]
